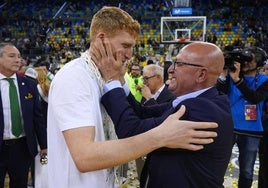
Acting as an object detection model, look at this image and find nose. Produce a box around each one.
[143,79,148,84]
[168,64,174,73]
[16,57,22,63]
[125,48,133,60]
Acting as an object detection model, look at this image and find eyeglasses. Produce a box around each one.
[143,75,156,81]
[260,67,268,71]
[172,61,204,70]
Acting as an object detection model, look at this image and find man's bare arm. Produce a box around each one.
[64,105,217,172]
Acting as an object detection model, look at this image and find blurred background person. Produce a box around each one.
[35,67,50,122]
[23,67,39,187]
[24,67,38,82]
[141,64,176,105]
[52,67,60,75]
[136,63,176,179]
[217,46,268,188]
[35,61,54,83]
[125,62,143,102]
[259,62,268,75]
[163,60,173,86]
[17,57,29,77]
[34,67,50,188]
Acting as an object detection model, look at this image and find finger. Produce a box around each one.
[187,144,204,151]
[90,47,99,63]
[103,38,121,70]
[192,130,218,138]
[103,38,113,60]
[115,50,123,68]
[190,137,215,145]
[187,138,216,151]
[90,40,102,62]
[189,121,218,129]
[96,38,107,59]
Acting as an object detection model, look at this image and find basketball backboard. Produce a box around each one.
[160,16,206,44]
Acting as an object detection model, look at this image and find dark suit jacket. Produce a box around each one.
[141,85,176,106]
[101,87,234,188]
[0,74,47,157]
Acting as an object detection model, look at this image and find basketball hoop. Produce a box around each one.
[160,16,207,44]
[178,37,190,43]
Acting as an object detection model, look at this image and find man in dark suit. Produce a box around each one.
[141,64,176,106]
[137,63,176,178]
[93,41,234,187]
[0,43,47,188]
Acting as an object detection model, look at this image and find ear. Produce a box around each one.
[96,32,105,40]
[196,68,207,83]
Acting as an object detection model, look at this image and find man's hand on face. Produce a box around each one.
[141,85,152,100]
[90,37,123,82]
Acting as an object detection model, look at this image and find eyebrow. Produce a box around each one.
[6,52,20,57]
[122,41,135,47]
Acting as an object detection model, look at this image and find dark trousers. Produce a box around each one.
[0,137,32,188]
[234,134,260,188]
[258,130,268,188]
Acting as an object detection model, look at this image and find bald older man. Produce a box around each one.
[93,41,234,188]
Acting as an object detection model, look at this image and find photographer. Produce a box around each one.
[217,46,268,188]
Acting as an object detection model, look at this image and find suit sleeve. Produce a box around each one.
[101,88,170,138]
[236,79,268,104]
[143,98,158,106]
[127,92,167,117]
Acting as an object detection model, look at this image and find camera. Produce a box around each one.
[224,46,253,72]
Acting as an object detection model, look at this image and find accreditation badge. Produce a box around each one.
[245,104,257,120]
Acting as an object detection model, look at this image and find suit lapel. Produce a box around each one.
[157,86,175,103]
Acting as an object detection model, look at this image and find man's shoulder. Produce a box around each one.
[161,85,174,95]
[17,74,36,86]
[181,88,229,110]
[258,74,268,83]
[54,58,88,78]
[159,86,176,101]
[63,57,85,68]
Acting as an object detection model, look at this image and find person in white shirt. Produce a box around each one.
[47,6,218,188]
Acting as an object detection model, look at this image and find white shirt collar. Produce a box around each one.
[0,73,17,80]
[152,84,165,100]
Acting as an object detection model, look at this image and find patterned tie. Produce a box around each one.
[4,78,22,137]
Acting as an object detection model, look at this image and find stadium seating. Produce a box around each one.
[0,0,267,58]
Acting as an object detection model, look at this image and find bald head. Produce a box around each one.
[179,42,224,75]
[168,42,225,96]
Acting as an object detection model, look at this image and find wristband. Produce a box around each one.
[234,78,243,86]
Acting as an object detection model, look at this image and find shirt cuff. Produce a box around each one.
[234,78,243,86]
[103,80,122,94]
